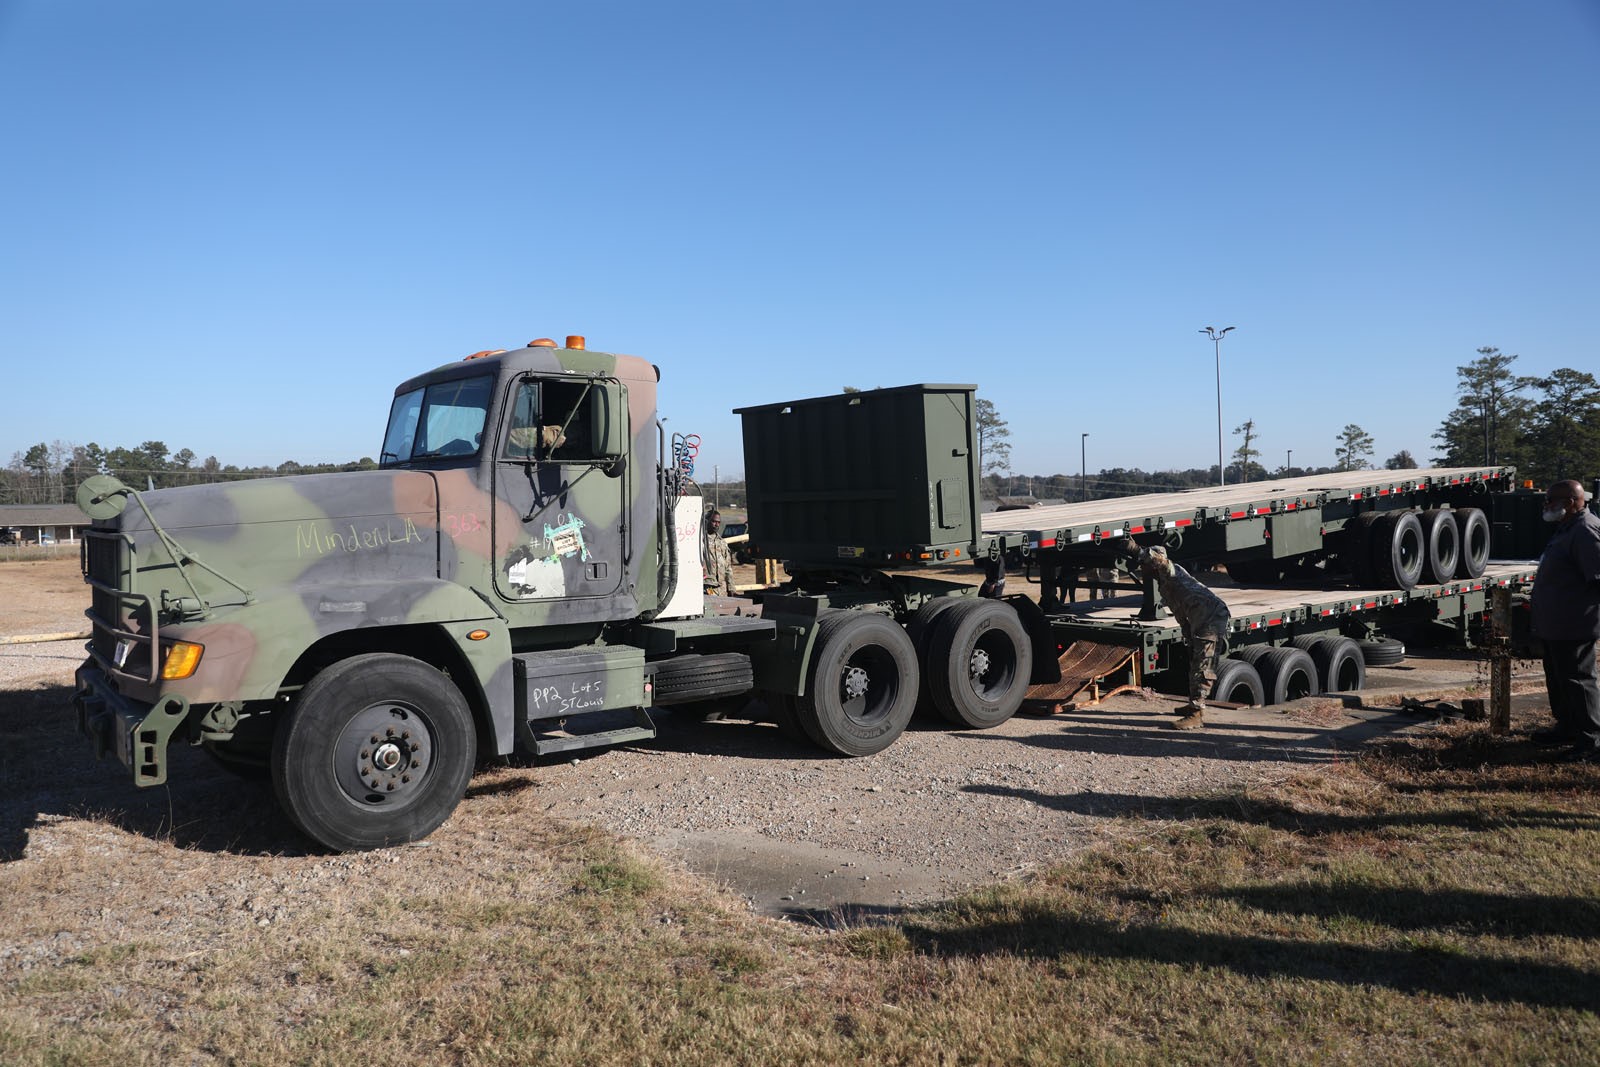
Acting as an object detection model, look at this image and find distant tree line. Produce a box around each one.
[1,440,377,506]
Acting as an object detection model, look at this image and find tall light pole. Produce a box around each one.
[1200,326,1235,486]
[1286,448,1293,474]
[1080,433,1089,502]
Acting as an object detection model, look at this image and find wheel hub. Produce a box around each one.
[842,665,870,702]
[337,704,432,806]
[968,648,992,681]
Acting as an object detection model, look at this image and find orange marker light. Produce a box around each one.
[467,629,491,642]
[161,641,204,680]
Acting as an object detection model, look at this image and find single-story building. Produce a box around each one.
[0,504,90,545]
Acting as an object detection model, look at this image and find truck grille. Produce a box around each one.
[81,528,156,679]
[83,531,124,661]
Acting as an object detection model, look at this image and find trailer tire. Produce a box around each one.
[924,599,1033,729]
[1257,646,1321,705]
[1211,659,1265,706]
[1371,510,1426,590]
[795,612,918,756]
[1230,643,1275,667]
[1308,636,1366,692]
[1455,507,1490,579]
[1343,511,1383,586]
[272,653,476,853]
[1419,509,1461,584]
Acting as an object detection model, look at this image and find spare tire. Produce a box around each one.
[1257,646,1321,704]
[651,653,755,706]
[1359,636,1406,666]
[1419,509,1461,584]
[1455,507,1490,579]
[1371,510,1426,590]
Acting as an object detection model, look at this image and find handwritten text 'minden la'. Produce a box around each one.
[296,518,424,558]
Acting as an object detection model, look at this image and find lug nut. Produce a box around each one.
[386,782,396,791]
[401,774,411,783]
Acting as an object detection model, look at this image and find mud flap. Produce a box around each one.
[1003,594,1060,685]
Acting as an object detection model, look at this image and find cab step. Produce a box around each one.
[527,706,657,757]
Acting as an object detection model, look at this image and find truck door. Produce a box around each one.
[490,374,634,622]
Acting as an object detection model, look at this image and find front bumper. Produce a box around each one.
[74,659,190,787]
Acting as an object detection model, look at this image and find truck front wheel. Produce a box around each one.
[272,653,477,852]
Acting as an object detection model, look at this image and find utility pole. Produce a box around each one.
[1286,448,1293,473]
[1200,326,1235,486]
[714,464,719,508]
[1081,433,1089,502]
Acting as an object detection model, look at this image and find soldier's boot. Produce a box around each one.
[1171,703,1206,730]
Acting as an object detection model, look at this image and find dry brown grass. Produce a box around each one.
[4,671,1596,1064]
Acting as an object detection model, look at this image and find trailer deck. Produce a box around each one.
[1036,560,1536,677]
[981,465,1516,554]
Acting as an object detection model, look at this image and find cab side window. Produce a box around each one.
[504,378,602,462]
[504,381,546,459]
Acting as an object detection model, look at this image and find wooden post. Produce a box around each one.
[755,557,779,586]
[1488,586,1513,736]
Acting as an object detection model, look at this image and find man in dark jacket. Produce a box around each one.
[1530,480,1600,760]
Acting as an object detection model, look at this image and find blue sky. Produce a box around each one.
[3,1,1596,480]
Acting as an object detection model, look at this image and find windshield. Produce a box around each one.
[380,374,494,465]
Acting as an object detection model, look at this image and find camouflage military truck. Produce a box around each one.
[73,339,1036,851]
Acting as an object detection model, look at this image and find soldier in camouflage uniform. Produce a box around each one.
[702,508,736,596]
[1140,545,1230,729]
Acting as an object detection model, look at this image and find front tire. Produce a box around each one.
[271,653,477,852]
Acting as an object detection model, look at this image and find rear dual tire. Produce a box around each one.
[795,613,919,756]
[922,599,1033,729]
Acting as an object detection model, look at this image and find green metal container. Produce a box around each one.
[735,384,982,568]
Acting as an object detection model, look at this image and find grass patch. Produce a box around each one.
[3,720,1596,1064]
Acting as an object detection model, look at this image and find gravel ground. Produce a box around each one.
[0,556,1544,923]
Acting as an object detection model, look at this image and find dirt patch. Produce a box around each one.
[0,557,89,637]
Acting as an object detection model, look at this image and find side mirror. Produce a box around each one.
[590,381,628,462]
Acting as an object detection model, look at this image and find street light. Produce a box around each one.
[1200,326,1235,486]
[1081,433,1089,502]
[1286,448,1293,474]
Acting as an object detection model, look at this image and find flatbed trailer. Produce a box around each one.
[1022,561,1538,707]
[979,465,1520,598]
